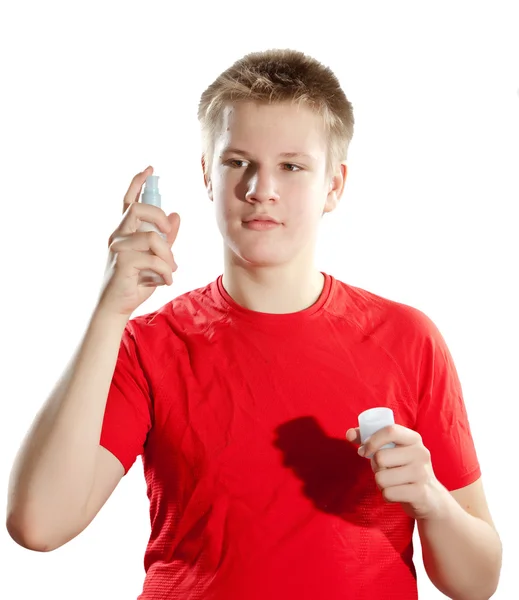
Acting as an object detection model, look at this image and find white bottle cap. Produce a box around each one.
[358,407,395,449]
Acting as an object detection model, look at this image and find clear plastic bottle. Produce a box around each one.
[138,174,166,287]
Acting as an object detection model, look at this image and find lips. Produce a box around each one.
[242,219,281,231]
[243,216,280,224]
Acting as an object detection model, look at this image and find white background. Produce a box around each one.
[1,1,518,598]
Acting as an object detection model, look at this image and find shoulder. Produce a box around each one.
[125,278,219,346]
[329,275,438,342]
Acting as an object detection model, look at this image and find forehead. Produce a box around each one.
[215,101,327,159]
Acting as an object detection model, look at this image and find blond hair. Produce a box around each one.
[197,48,355,179]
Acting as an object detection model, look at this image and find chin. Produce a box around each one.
[226,239,291,268]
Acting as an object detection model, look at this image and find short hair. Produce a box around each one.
[198,48,355,179]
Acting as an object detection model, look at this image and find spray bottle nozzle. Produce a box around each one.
[144,175,159,191]
[142,174,161,208]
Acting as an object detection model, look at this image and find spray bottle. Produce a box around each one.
[138,174,166,287]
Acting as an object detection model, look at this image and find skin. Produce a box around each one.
[203,100,347,314]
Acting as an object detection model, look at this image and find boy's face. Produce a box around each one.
[203,101,346,269]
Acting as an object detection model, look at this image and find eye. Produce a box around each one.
[227,159,246,168]
[283,163,301,172]
[225,160,302,172]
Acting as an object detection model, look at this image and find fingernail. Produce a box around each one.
[358,446,365,456]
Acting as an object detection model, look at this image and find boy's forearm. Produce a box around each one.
[7,307,129,548]
[417,489,502,600]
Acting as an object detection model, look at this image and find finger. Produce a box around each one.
[381,482,420,504]
[362,425,420,457]
[117,250,173,286]
[370,446,411,470]
[375,465,418,491]
[110,230,176,271]
[346,427,361,444]
[123,166,153,214]
[119,202,172,238]
[165,212,181,246]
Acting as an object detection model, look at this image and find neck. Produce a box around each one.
[222,260,325,314]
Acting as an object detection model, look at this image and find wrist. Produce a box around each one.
[420,480,460,523]
[91,304,130,333]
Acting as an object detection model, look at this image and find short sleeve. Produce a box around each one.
[412,312,481,491]
[99,322,152,475]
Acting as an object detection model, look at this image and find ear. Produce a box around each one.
[202,156,213,201]
[323,163,347,215]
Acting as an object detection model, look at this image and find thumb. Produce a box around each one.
[346,427,361,445]
[165,212,181,245]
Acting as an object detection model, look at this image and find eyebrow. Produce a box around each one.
[220,147,317,162]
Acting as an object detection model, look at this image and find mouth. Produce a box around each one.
[242,219,282,231]
[243,216,281,224]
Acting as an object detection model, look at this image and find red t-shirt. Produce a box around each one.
[100,272,481,599]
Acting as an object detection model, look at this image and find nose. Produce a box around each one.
[245,170,280,204]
